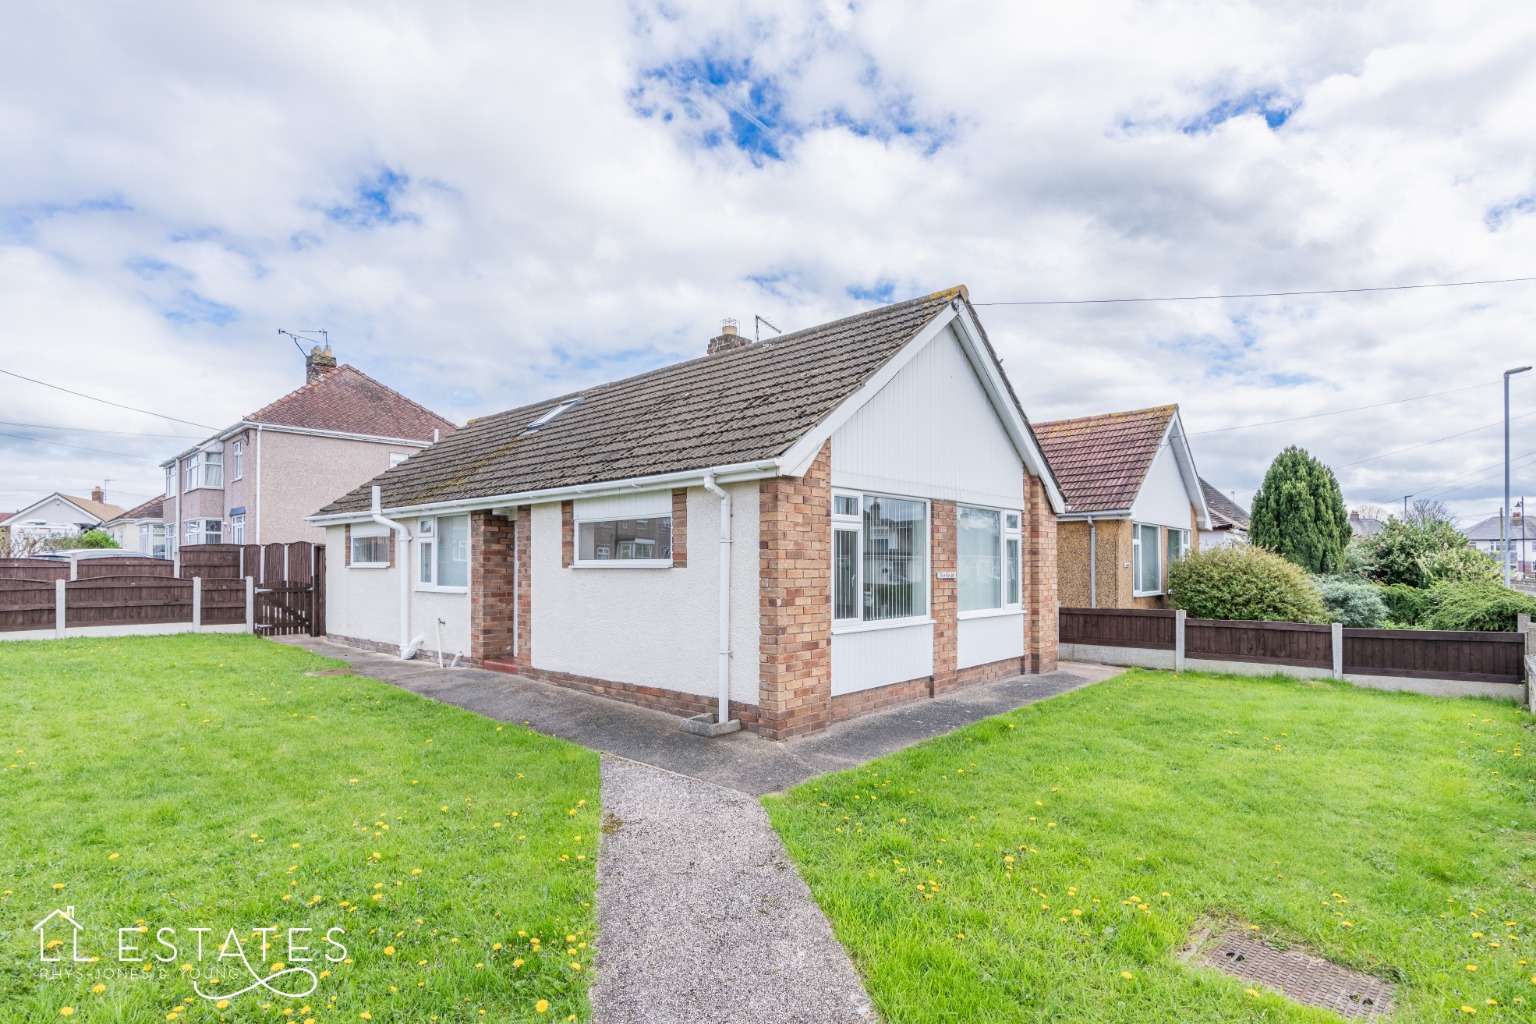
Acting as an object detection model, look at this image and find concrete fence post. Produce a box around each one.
[245,576,255,634]
[191,577,202,632]
[1331,622,1344,679]
[1174,610,1186,672]
[68,551,79,581]
[54,578,66,637]
[173,551,181,579]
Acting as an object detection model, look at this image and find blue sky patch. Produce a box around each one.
[1,195,132,242]
[162,289,239,327]
[1486,190,1535,231]
[325,167,418,228]
[846,280,896,304]
[1182,89,1295,134]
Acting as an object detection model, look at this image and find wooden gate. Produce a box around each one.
[249,541,326,637]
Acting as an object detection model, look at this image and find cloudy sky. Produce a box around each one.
[3,1,1535,526]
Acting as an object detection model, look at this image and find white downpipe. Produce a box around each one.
[370,485,421,660]
[435,617,446,669]
[701,473,733,725]
[1088,516,1097,609]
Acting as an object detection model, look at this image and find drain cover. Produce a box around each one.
[1202,933,1394,1019]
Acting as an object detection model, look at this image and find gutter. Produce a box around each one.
[369,485,422,660]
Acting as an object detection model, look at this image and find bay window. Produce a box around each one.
[203,451,223,488]
[959,506,1023,614]
[1133,523,1161,595]
[832,491,929,626]
[417,514,469,588]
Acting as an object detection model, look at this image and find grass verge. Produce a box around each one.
[765,669,1536,1022]
[0,634,599,1023]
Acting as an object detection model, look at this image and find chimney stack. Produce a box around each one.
[306,345,338,383]
[1349,510,1360,522]
[707,318,750,356]
[91,485,105,504]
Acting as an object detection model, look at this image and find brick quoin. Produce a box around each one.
[469,509,516,665]
[561,500,574,568]
[757,441,832,739]
[514,506,533,671]
[671,488,688,567]
[930,500,958,693]
[1024,472,1060,673]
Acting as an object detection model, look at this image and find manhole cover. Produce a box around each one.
[1202,933,1394,1019]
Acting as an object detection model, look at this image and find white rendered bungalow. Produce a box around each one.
[309,288,1065,739]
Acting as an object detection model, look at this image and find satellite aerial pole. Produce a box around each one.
[754,315,781,343]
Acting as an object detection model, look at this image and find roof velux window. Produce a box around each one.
[524,397,582,433]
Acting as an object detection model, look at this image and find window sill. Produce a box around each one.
[958,607,1024,621]
[832,616,935,635]
[350,562,391,569]
[1133,590,1164,598]
[415,585,468,594]
[570,560,674,569]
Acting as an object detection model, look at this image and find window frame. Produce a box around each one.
[572,514,674,569]
[349,524,391,569]
[415,514,470,591]
[165,466,176,499]
[230,514,245,545]
[1166,526,1190,568]
[1132,522,1163,596]
[231,440,244,481]
[184,454,200,492]
[184,519,199,546]
[203,451,223,489]
[831,488,932,632]
[202,519,223,545]
[957,504,1024,620]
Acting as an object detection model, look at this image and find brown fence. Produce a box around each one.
[0,579,56,631]
[0,559,69,583]
[64,577,193,629]
[1186,619,1333,669]
[1059,607,1176,649]
[76,558,176,579]
[179,545,245,579]
[1344,629,1524,683]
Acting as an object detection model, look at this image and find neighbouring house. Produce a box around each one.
[308,287,1065,740]
[1349,509,1384,538]
[3,488,125,549]
[1033,404,1211,609]
[1199,478,1250,548]
[161,347,456,550]
[1463,511,1533,573]
[102,495,168,556]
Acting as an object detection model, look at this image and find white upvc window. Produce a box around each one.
[165,466,176,498]
[185,519,199,545]
[417,514,469,589]
[832,490,930,629]
[230,514,245,545]
[958,505,1024,616]
[202,519,222,545]
[231,440,244,480]
[1167,527,1190,566]
[185,455,200,491]
[350,523,390,568]
[203,451,223,489]
[1133,523,1162,595]
[574,516,672,567]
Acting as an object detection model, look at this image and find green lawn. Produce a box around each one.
[766,670,1536,1023]
[0,635,599,1023]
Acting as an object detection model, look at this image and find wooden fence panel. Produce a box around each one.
[256,582,312,636]
[1185,618,1332,668]
[76,558,174,579]
[242,544,264,581]
[200,579,248,626]
[179,545,243,579]
[0,580,57,631]
[1344,629,1523,684]
[263,544,286,584]
[287,542,314,584]
[64,577,192,628]
[0,560,69,583]
[312,544,326,636]
[1059,607,1176,650]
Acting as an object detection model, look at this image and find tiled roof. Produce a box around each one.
[318,289,968,516]
[59,494,127,522]
[1462,513,1532,542]
[1200,478,1250,530]
[247,364,457,442]
[1032,405,1177,513]
[1350,515,1384,538]
[112,495,165,522]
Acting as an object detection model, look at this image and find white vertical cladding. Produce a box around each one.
[958,613,1025,669]
[831,623,935,695]
[530,484,761,703]
[831,324,1024,509]
[572,491,671,520]
[1129,443,1195,529]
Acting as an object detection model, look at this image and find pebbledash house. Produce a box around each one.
[308,288,1065,740]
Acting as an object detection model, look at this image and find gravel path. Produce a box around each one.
[590,755,877,1024]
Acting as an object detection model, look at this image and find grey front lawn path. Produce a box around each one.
[590,755,876,1024]
[275,637,1117,795]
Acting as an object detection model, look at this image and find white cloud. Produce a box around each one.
[1,0,1535,524]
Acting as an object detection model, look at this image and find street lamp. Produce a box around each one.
[1504,366,1532,586]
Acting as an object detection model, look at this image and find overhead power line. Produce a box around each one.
[0,428,158,461]
[1187,380,1502,438]
[0,418,204,440]
[973,274,1536,307]
[0,368,218,431]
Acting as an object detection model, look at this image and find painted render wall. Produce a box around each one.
[257,431,421,545]
[1129,442,1197,530]
[324,525,472,660]
[529,482,761,704]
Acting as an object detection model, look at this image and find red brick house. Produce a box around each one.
[309,288,1065,739]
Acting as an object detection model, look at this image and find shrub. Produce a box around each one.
[1167,545,1325,623]
[1423,544,1501,585]
[1313,576,1389,628]
[71,530,120,549]
[1424,582,1536,632]
[1377,582,1432,626]
[1248,446,1353,573]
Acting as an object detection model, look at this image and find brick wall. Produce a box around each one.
[1024,473,1059,673]
[757,442,832,739]
[515,505,532,671]
[561,501,574,568]
[931,499,958,692]
[830,675,930,721]
[469,509,516,664]
[672,488,688,567]
[496,662,762,732]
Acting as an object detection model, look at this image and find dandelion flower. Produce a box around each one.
[535,1000,549,1014]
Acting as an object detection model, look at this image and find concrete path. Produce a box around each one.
[589,756,876,1024]
[274,637,1120,796]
